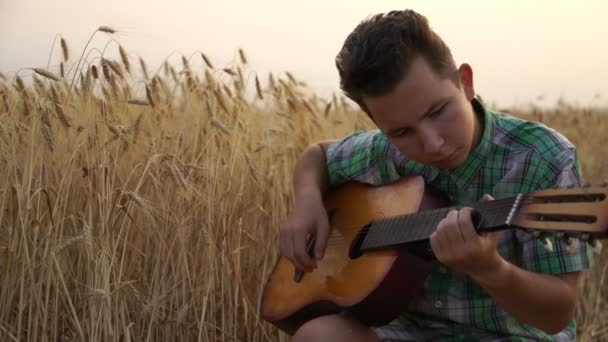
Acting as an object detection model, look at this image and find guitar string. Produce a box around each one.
[323,194,600,249]
[366,195,580,226]
[362,196,600,250]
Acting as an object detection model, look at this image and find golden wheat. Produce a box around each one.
[60,37,69,62]
[97,25,116,34]
[119,45,131,73]
[201,52,214,69]
[0,38,605,342]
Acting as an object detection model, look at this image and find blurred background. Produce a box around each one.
[0,1,606,341]
[1,0,607,108]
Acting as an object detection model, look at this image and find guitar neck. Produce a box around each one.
[359,196,518,252]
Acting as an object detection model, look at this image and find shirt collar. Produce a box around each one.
[443,97,495,190]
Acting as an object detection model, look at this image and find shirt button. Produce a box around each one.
[434,300,443,308]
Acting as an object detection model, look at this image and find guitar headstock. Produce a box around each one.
[512,185,608,253]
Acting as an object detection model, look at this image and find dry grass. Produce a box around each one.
[0,32,606,341]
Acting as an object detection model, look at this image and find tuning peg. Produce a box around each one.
[582,182,592,188]
[589,238,603,254]
[555,232,565,239]
[531,230,543,238]
[566,237,580,254]
[602,179,608,188]
[543,237,554,253]
[579,233,590,242]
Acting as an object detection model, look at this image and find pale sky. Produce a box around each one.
[1,0,607,107]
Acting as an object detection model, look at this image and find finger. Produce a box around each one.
[288,231,303,271]
[442,210,464,249]
[458,207,478,241]
[292,229,315,271]
[485,231,502,244]
[314,216,330,260]
[449,209,466,243]
[482,194,494,201]
[279,224,290,256]
[429,230,442,259]
[279,226,294,261]
[479,231,502,244]
[431,218,450,260]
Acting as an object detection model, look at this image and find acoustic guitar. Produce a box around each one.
[260,176,608,334]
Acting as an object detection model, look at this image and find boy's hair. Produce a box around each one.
[335,9,458,113]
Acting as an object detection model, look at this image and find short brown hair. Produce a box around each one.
[335,9,458,113]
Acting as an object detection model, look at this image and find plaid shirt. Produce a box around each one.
[325,99,594,341]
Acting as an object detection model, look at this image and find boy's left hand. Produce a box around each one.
[430,194,503,278]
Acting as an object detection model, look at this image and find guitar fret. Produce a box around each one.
[361,197,520,253]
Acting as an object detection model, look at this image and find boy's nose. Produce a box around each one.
[418,125,444,153]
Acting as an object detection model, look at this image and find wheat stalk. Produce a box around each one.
[238,48,248,65]
[223,68,237,76]
[181,55,191,73]
[205,69,217,89]
[33,68,60,82]
[210,117,231,135]
[101,64,111,80]
[60,37,69,62]
[145,84,156,108]
[91,65,99,79]
[38,106,54,151]
[213,88,230,114]
[128,99,150,106]
[0,87,8,113]
[255,75,263,100]
[222,84,233,98]
[97,26,117,34]
[118,45,131,73]
[285,71,296,84]
[54,103,71,128]
[139,57,149,80]
[65,26,117,103]
[201,53,214,69]
[14,76,26,93]
[102,59,124,80]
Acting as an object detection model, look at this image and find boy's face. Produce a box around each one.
[362,56,481,170]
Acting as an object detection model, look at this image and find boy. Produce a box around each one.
[278,9,593,342]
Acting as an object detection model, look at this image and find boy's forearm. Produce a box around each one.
[292,142,333,201]
[471,258,579,334]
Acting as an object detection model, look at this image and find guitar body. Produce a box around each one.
[260,176,608,335]
[260,176,448,334]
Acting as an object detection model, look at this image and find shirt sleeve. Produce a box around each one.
[517,148,594,275]
[325,130,401,187]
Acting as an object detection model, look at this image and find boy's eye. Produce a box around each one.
[429,104,447,119]
[394,128,412,137]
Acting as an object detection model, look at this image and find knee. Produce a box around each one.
[290,314,377,342]
[291,315,339,342]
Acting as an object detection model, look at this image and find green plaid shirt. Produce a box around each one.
[325,99,593,341]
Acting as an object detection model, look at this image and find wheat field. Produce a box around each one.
[0,28,606,341]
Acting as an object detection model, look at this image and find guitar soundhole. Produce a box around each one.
[527,213,597,223]
[327,208,337,224]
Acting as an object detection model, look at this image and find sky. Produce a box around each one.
[1,0,607,107]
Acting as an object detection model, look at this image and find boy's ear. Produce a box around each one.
[458,63,475,101]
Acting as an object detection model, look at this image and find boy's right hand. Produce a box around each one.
[279,190,331,273]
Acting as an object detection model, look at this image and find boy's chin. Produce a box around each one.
[432,150,466,170]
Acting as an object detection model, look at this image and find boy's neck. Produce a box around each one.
[470,98,486,152]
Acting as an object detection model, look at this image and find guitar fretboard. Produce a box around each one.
[360,197,517,252]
